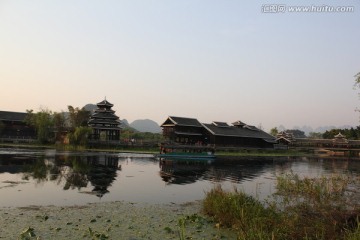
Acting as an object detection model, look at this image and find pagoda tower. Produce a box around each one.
[88,99,121,142]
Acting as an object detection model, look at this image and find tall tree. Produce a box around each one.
[355,72,360,85]
[53,112,66,141]
[269,127,278,136]
[67,106,90,129]
[25,108,53,143]
[354,72,360,113]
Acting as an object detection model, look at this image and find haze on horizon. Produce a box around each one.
[0,0,359,131]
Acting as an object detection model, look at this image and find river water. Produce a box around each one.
[1,148,359,207]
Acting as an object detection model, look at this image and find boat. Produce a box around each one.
[156,143,216,160]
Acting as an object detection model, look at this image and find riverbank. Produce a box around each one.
[0,201,235,239]
[0,143,312,157]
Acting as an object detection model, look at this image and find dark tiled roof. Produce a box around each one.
[232,120,246,127]
[92,112,119,119]
[97,99,114,107]
[90,126,121,130]
[95,109,115,113]
[203,123,275,140]
[168,116,203,127]
[0,111,27,122]
[212,121,229,127]
[88,118,121,125]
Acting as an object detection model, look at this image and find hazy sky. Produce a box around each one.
[1,0,359,131]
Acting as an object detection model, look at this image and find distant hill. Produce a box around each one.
[130,119,161,133]
[121,119,130,127]
[277,124,355,136]
[120,119,138,132]
[83,104,97,113]
[120,119,162,133]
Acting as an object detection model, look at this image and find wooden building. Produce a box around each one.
[202,121,276,148]
[275,131,295,147]
[333,132,348,145]
[161,116,204,144]
[88,99,121,144]
[161,116,276,148]
[0,111,36,140]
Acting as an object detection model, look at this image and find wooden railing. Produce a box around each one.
[0,136,37,143]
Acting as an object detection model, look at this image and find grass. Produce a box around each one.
[203,173,360,240]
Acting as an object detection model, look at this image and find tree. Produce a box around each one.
[68,126,92,146]
[25,108,53,143]
[269,127,278,136]
[354,72,360,114]
[67,106,90,129]
[308,132,323,139]
[323,127,360,140]
[355,72,360,86]
[286,129,306,138]
[53,112,66,141]
[323,129,341,139]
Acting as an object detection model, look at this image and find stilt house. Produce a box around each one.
[161,116,276,148]
[88,99,121,143]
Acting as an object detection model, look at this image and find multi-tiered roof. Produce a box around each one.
[88,100,121,130]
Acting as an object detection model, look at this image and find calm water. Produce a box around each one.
[1,148,360,207]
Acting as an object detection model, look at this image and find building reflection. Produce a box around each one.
[205,157,273,183]
[3,152,360,202]
[86,155,119,197]
[159,158,211,185]
[0,154,37,174]
[159,157,273,185]
[0,153,121,198]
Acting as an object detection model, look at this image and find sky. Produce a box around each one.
[0,0,359,131]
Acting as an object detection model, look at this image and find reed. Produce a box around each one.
[203,173,360,240]
[203,185,281,239]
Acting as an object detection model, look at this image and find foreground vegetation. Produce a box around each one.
[203,173,360,240]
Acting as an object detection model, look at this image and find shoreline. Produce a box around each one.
[2,143,357,160]
[0,200,236,239]
[0,143,314,157]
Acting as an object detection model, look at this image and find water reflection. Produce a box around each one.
[206,157,274,183]
[2,149,360,207]
[19,154,120,198]
[86,155,119,197]
[159,159,211,185]
[0,154,37,174]
[159,157,274,185]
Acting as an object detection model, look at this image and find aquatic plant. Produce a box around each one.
[87,227,109,240]
[203,174,360,240]
[178,217,186,240]
[203,185,280,239]
[177,214,209,240]
[19,227,36,240]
